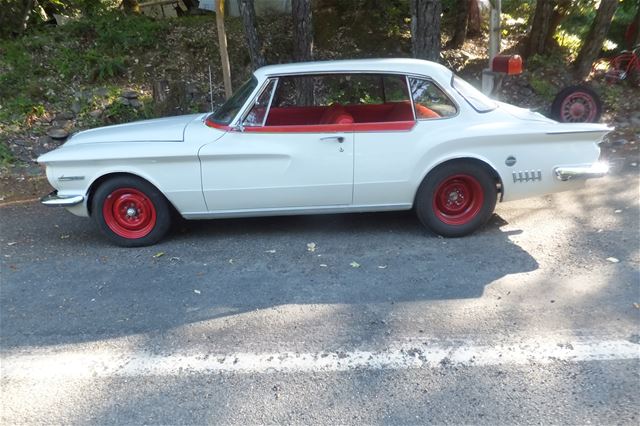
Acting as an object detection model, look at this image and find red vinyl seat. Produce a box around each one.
[318,104,354,125]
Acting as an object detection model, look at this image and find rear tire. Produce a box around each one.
[92,176,171,247]
[415,162,497,237]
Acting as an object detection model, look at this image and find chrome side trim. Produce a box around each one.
[41,190,84,206]
[181,203,413,220]
[554,162,609,181]
[58,175,85,182]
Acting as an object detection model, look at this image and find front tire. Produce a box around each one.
[415,162,497,237]
[92,176,171,247]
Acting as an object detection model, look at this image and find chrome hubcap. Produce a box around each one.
[126,207,138,218]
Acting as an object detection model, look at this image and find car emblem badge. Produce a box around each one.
[505,156,516,167]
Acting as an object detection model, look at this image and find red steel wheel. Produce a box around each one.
[559,91,597,123]
[102,187,157,239]
[415,161,497,237]
[92,176,172,247]
[550,85,602,123]
[432,174,484,226]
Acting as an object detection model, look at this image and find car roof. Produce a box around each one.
[253,58,453,82]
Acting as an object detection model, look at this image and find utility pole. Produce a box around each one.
[488,0,501,63]
[482,0,501,95]
[216,0,232,99]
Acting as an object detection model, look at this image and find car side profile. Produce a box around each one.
[38,58,610,246]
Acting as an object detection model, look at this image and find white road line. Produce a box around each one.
[2,337,638,378]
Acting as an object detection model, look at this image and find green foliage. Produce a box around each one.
[0,11,166,122]
[527,54,566,100]
[502,0,535,17]
[598,81,625,107]
[0,142,16,166]
[529,76,557,100]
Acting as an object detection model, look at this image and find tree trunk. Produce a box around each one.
[544,0,571,49]
[524,0,554,58]
[20,0,34,34]
[292,0,314,106]
[574,0,618,80]
[239,0,266,69]
[466,0,481,36]
[450,0,468,49]
[411,0,442,62]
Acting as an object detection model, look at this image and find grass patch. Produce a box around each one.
[0,11,167,123]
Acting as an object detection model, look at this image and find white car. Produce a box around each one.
[38,58,610,246]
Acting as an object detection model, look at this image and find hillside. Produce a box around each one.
[0,10,638,202]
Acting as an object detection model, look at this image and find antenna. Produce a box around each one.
[208,64,214,112]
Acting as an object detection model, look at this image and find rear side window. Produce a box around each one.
[408,77,457,119]
[451,75,497,112]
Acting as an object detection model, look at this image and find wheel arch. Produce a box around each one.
[414,157,504,206]
[86,172,178,217]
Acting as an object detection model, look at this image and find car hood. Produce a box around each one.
[63,114,202,146]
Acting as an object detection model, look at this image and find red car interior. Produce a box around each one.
[265,101,437,127]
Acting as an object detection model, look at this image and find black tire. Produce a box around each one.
[92,176,171,247]
[415,161,497,237]
[550,85,603,123]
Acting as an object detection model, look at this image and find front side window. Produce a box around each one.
[243,79,277,126]
[408,77,457,119]
[263,73,414,126]
[208,76,258,125]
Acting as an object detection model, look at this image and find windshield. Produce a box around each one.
[208,76,258,125]
[451,75,497,113]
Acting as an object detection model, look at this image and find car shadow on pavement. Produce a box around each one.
[0,206,538,349]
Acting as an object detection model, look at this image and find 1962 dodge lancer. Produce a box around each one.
[38,58,610,246]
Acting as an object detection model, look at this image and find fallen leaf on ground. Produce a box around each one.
[307,242,316,252]
[350,261,360,268]
[153,252,165,258]
[606,257,620,263]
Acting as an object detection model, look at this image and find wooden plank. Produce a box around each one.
[139,0,177,8]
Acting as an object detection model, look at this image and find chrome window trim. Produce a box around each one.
[231,70,460,128]
[404,75,417,121]
[240,77,278,128]
[262,78,279,127]
[407,76,460,121]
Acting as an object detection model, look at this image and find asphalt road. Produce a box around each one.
[1,173,639,424]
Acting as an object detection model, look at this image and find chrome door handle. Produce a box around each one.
[320,136,344,143]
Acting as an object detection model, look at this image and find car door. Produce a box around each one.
[198,76,354,212]
[353,74,459,206]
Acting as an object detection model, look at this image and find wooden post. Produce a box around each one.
[216,0,233,99]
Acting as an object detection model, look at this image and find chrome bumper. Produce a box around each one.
[554,162,609,181]
[41,190,84,206]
